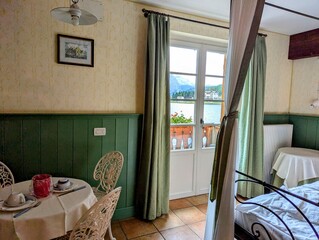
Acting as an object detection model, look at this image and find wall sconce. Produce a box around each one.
[310,84,319,109]
[310,99,319,109]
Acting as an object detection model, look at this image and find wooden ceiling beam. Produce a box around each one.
[288,28,319,60]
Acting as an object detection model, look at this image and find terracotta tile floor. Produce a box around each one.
[106,194,208,240]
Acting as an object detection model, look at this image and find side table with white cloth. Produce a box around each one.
[271,147,319,188]
[0,177,97,240]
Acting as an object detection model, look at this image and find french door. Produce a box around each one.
[169,40,226,199]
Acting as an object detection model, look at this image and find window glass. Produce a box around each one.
[206,52,225,76]
[170,46,197,74]
[170,126,194,150]
[201,126,220,148]
[204,77,223,100]
[203,102,222,124]
[170,102,195,125]
[170,74,196,100]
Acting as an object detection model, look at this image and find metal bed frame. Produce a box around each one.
[234,171,319,240]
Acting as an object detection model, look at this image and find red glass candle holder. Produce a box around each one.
[32,174,52,198]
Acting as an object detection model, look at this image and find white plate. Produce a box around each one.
[53,181,75,193]
[0,195,38,212]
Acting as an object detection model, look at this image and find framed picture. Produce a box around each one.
[57,34,94,67]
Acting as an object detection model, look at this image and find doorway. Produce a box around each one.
[169,39,226,199]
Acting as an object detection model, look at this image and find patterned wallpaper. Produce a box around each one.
[290,58,319,115]
[264,32,292,114]
[0,0,294,114]
[0,0,146,113]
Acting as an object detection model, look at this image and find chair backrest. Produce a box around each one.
[0,161,15,188]
[69,187,122,240]
[93,151,124,194]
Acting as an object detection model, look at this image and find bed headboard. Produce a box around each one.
[263,124,293,184]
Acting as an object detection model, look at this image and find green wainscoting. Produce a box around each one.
[289,115,319,150]
[0,114,142,220]
[264,113,319,151]
[263,114,290,125]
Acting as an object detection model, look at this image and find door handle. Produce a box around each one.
[200,118,204,128]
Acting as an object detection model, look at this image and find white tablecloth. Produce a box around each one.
[272,147,319,188]
[0,177,97,240]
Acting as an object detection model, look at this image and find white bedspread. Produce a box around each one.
[235,181,319,240]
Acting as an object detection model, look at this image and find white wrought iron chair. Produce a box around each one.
[0,161,15,188]
[92,151,124,199]
[69,187,122,240]
[92,151,124,240]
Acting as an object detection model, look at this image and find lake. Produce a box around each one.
[171,102,221,124]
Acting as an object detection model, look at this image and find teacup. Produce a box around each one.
[57,178,71,190]
[6,192,26,206]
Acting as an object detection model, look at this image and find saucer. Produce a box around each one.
[1,195,38,212]
[53,181,74,193]
[3,200,26,208]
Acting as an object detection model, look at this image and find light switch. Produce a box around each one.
[94,128,106,136]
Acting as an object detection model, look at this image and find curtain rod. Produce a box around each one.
[142,9,267,37]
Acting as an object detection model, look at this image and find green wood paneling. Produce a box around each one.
[316,123,319,150]
[115,118,129,209]
[102,118,116,153]
[87,119,103,186]
[113,206,135,220]
[264,114,319,151]
[290,117,307,147]
[263,114,289,124]
[57,120,73,177]
[4,120,23,182]
[127,117,139,207]
[73,119,89,181]
[0,114,141,220]
[41,120,58,174]
[22,120,41,178]
[1,113,317,220]
[289,115,319,150]
[305,119,318,149]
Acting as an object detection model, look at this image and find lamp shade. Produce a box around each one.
[51,5,97,26]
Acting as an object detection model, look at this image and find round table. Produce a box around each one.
[272,147,319,188]
[0,177,97,240]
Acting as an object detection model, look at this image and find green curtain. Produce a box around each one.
[135,14,170,220]
[237,35,267,198]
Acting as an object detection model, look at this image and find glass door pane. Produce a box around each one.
[170,74,197,100]
[205,52,225,76]
[170,47,197,74]
[203,76,224,125]
[201,51,225,149]
[170,46,197,152]
[204,77,223,101]
[170,126,194,150]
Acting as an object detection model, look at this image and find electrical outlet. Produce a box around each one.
[94,128,106,136]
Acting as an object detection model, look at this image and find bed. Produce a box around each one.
[235,171,319,240]
[234,124,319,240]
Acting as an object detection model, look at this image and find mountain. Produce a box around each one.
[170,74,223,97]
[170,75,194,96]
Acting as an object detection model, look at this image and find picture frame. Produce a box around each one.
[57,34,94,67]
